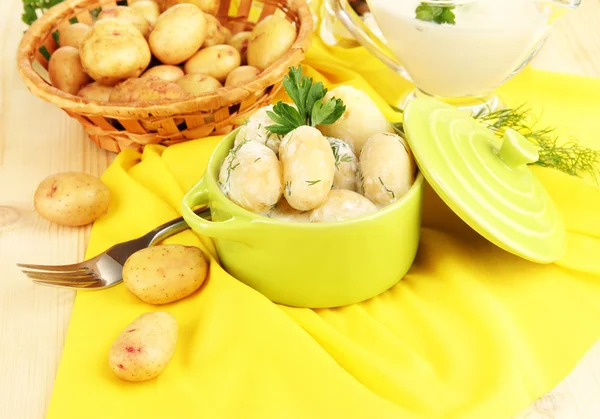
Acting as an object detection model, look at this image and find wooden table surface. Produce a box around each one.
[1,1,599,418]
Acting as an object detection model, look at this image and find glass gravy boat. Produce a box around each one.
[326,0,581,113]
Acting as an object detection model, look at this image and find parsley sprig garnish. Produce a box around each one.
[266,66,346,136]
[415,2,456,25]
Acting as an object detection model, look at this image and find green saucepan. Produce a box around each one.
[181,128,425,308]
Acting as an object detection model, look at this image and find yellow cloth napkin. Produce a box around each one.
[47,12,600,419]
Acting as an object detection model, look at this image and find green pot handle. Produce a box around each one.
[181,177,251,243]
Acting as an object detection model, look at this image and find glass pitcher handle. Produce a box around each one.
[326,0,412,81]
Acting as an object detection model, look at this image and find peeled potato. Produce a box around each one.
[226,31,251,65]
[184,44,240,82]
[141,65,185,82]
[130,0,161,25]
[34,172,110,227]
[203,14,231,47]
[176,73,222,96]
[48,46,92,95]
[58,23,91,49]
[77,82,114,101]
[80,19,151,86]
[98,6,150,37]
[149,4,207,65]
[247,15,296,70]
[309,189,377,223]
[123,244,209,304]
[108,312,178,382]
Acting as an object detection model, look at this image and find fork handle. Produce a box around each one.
[147,206,211,247]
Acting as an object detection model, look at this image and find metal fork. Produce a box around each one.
[17,207,210,290]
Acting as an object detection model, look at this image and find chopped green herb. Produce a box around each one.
[254,157,262,163]
[379,177,395,199]
[415,2,456,25]
[306,179,322,186]
[285,181,292,196]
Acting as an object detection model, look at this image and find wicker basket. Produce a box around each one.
[17,0,313,153]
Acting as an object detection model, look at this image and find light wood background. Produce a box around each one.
[0,1,599,418]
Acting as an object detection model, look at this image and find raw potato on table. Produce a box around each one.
[227,31,251,65]
[97,6,151,38]
[58,23,91,49]
[77,82,114,101]
[109,76,185,103]
[130,0,161,25]
[164,0,219,15]
[203,14,231,47]
[80,19,151,85]
[247,15,297,70]
[48,46,92,95]
[141,65,185,82]
[176,73,222,96]
[122,244,209,304]
[184,44,241,82]
[108,312,178,382]
[33,172,111,227]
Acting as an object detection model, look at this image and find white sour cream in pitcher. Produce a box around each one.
[366,0,549,97]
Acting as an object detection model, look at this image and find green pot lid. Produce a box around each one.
[402,97,566,263]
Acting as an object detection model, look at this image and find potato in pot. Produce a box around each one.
[48,46,92,95]
[233,104,283,155]
[149,4,207,65]
[176,73,222,96]
[358,132,416,206]
[141,65,185,82]
[267,198,310,223]
[130,0,161,25]
[108,312,178,382]
[58,23,91,49]
[226,31,251,65]
[184,44,241,83]
[327,137,358,191]
[309,189,377,223]
[218,140,282,214]
[247,15,296,70]
[80,19,151,86]
[98,6,151,38]
[279,126,335,211]
[77,82,113,101]
[123,244,209,304]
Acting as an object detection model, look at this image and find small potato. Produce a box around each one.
[77,82,113,101]
[80,19,151,85]
[108,312,178,382]
[225,65,260,87]
[309,189,377,223]
[218,141,282,214]
[184,44,241,83]
[202,15,231,47]
[98,6,150,37]
[149,4,207,65]
[358,132,416,206]
[317,85,393,157]
[164,0,219,15]
[109,76,185,102]
[34,172,110,227]
[328,137,358,191]
[141,65,185,82]
[279,126,335,211]
[267,199,310,222]
[48,46,92,95]
[247,15,296,70]
[233,104,282,155]
[176,73,222,96]
[130,0,161,25]
[58,23,91,49]
[227,31,251,65]
[123,244,209,304]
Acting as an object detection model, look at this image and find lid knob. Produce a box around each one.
[498,129,539,169]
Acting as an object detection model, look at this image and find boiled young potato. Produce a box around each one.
[203,14,231,47]
[327,137,358,191]
[279,126,335,211]
[122,244,209,304]
[58,23,91,49]
[317,85,393,157]
[226,31,250,65]
[233,104,282,155]
[176,73,222,96]
[164,0,219,15]
[98,6,151,38]
[108,312,178,382]
[358,132,416,206]
[218,140,282,214]
[149,3,207,65]
[80,19,151,86]
[77,82,114,101]
[247,15,296,70]
[48,46,92,95]
[130,0,161,25]
[310,189,377,223]
[184,44,241,83]
[266,198,310,223]
[33,172,110,226]
[141,65,185,82]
